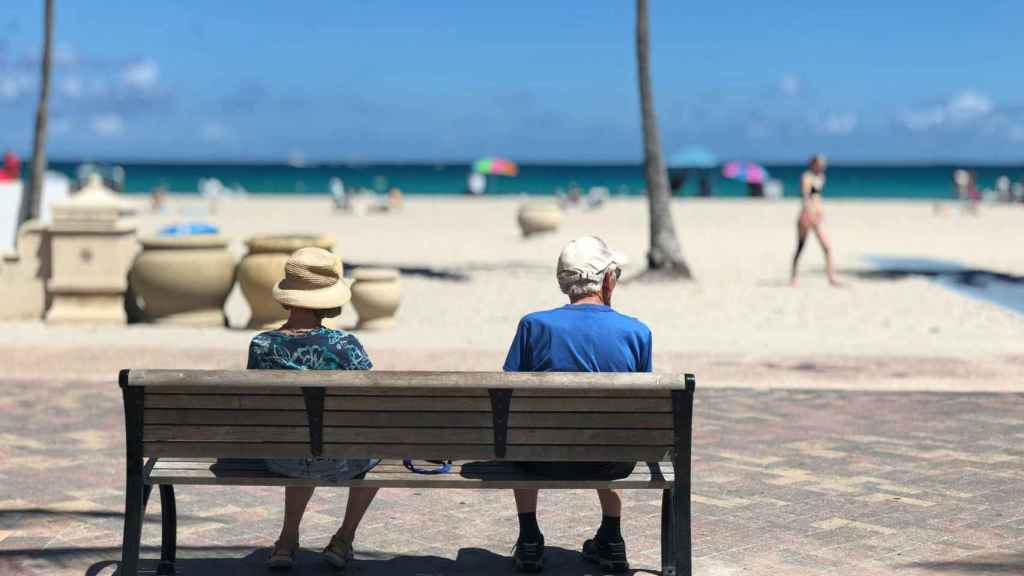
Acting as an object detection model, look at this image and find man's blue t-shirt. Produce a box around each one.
[503,304,652,373]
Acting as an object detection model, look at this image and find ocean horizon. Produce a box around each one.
[45,161,1024,199]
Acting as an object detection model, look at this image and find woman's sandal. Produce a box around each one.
[266,541,297,570]
[322,533,355,570]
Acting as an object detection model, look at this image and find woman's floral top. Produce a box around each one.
[247,327,372,371]
[247,326,376,481]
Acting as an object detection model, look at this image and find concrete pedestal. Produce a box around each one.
[45,175,136,324]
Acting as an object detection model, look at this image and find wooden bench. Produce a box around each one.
[119,369,695,575]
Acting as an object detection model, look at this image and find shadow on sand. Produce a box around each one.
[76,546,661,575]
[851,256,1024,314]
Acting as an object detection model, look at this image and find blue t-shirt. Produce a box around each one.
[503,304,652,373]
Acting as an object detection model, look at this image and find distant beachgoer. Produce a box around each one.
[966,170,980,214]
[387,187,403,210]
[698,170,712,197]
[0,150,20,181]
[251,248,380,571]
[467,172,486,196]
[330,177,349,210]
[953,169,969,201]
[996,175,1011,202]
[150,185,167,212]
[790,154,840,287]
[669,169,687,195]
[746,181,764,197]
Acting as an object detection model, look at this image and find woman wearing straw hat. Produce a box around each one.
[247,247,378,571]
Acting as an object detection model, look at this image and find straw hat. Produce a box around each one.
[272,247,351,310]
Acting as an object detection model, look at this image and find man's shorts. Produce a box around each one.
[516,461,637,481]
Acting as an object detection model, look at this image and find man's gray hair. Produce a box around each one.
[558,264,618,298]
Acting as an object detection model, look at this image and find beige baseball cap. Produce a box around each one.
[556,236,627,291]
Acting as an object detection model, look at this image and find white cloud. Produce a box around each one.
[779,74,801,97]
[50,117,73,136]
[947,90,992,122]
[58,76,82,99]
[54,44,78,67]
[91,113,124,137]
[119,59,159,92]
[0,73,32,101]
[200,121,230,143]
[816,112,858,135]
[901,90,994,132]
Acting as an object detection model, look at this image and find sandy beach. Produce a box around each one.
[2,195,1020,390]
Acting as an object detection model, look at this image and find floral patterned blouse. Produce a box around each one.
[247,327,377,481]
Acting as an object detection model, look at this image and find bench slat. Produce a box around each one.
[146,386,671,398]
[129,370,684,390]
[143,395,671,413]
[508,429,672,445]
[144,410,673,429]
[146,458,675,489]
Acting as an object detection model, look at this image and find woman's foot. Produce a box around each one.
[322,532,355,570]
[266,540,298,570]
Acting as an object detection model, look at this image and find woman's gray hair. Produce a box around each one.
[558,264,618,298]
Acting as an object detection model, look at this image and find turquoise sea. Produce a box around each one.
[47,161,1024,199]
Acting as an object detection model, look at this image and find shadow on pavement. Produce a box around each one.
[78,545,662,575]
[904,552,1024,574]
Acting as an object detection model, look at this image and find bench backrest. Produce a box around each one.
[122,370,695,463]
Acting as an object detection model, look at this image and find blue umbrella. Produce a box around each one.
[158,222,220,237]
[668,147,718,169]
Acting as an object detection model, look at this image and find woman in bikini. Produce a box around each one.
[790,154,840,286]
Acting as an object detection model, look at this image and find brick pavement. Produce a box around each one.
[1,379,1023,575]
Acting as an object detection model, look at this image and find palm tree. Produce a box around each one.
[18,0,54,228]
[636,0,692,278]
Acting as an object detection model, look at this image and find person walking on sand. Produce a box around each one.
[790,154,840,286]
[248,247,380,571]
[503,236,651,574]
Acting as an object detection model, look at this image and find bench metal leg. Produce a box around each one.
[157,485,177,575]
[673,479,692,576]
[661,488,675,576]
[121,457,145,576]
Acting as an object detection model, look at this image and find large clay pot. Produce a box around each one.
[517,201,562,236]
[237,234,336,329]
[129,235,235,326]
[350,267,401,330]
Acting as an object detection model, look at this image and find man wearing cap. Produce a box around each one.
[503,236,652,574]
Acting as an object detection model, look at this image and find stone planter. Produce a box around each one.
[238,234,336,329]
[129,235,235,326]
[351,267,401,330]
[517,201,562,236]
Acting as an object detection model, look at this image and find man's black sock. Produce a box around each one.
[596,515,623,543]
[517,512,543,542]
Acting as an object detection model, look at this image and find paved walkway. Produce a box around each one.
[1,379,1022,575]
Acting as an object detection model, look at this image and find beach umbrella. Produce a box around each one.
[721,161,769,184]
[473,157,519,177]
[159,222,220,236]
[668,146,717,169]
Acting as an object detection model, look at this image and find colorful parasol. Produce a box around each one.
[473,157,519,177]
[721,161,768,184]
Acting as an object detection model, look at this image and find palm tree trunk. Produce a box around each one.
[19,0,53,228]
[636,0,692,278]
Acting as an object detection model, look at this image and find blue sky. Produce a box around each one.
[1,1,1023,163]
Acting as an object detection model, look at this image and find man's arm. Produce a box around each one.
[503,318,529,372]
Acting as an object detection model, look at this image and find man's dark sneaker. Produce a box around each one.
[513,535,545,573]
[582,537,629,573]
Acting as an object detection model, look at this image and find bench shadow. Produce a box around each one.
[902,552,1024,574]
[84,545,661,575]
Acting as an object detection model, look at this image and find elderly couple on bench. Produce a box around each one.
[255,235,652,574]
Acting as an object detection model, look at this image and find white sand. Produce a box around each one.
[2,195,1022,390]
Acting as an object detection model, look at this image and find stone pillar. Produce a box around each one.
[45,175,137,324]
